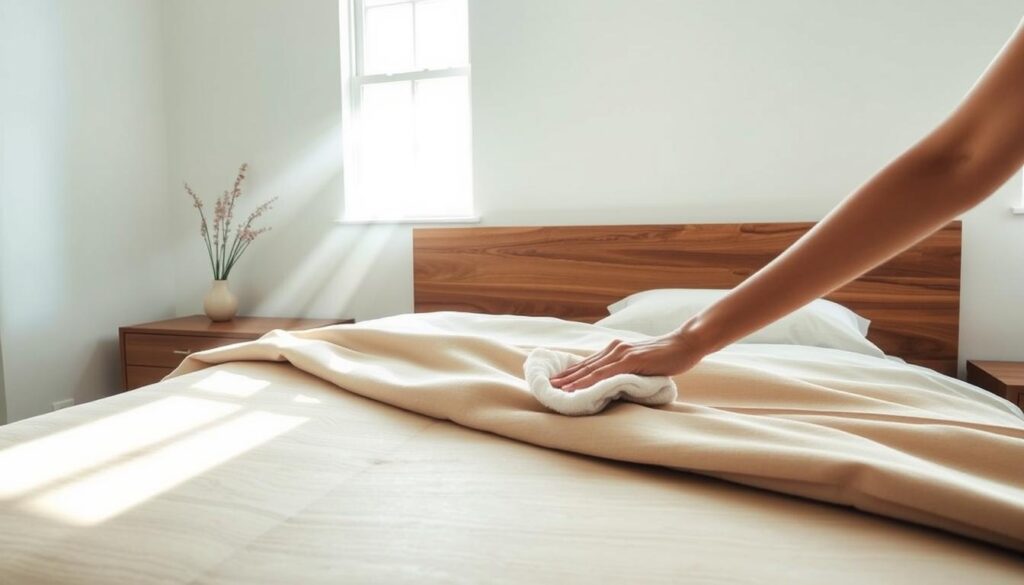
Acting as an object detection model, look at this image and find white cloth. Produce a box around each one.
[524,347,678,416]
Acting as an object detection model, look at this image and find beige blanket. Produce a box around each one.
[170,311,1024,552]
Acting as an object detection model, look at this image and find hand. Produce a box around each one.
[549,329,707,392]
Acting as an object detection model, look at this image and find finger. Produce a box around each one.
[556,347,631,391]
[552,341,622,380]
[551,364,591,385]
[551,363,594,389]
[553,354,615,390]
[561,340,622,377]
[559,344,615,376]
[562,361,627,392]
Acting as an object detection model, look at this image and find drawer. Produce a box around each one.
[124,333,244,367]
[125,365,174,390]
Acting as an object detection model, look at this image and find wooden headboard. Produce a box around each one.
[413,222,962,376]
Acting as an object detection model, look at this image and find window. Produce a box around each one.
[341,0,474,222]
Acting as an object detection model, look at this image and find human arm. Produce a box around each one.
[552,18,1024,391]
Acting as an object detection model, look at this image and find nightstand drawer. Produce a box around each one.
[120,315,349,392]
[125,366,174,389]
[124,333,242,367]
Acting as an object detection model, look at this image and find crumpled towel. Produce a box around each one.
[524,347,677,416]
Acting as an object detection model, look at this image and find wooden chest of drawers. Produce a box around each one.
[119,315,353,390]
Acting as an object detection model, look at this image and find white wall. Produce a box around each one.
[162,0,397,323]
[0,0,7,426]
[0,1,1016,422]
[0,0,175,422]
[0,340,6,424]
[162,0,1024,371]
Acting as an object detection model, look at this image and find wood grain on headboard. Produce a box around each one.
[413,223,962,376]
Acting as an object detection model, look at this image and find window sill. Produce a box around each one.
[335,215,482,225]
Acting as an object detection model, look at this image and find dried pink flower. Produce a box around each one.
[239,226,271,243]
[231,163,248,200]
[185,182,204,209]
[183,163,276,280]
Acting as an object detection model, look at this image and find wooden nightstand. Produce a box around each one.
[119,315,353,390]
[965,360,1024,408]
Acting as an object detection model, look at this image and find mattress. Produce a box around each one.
[1,312,1022,584]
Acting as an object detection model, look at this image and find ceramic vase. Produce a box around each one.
[203,280,238,322]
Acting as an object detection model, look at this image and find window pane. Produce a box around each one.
[355,80,415,219]
[363,2,414,75]
[414,0,469,70]
[353,77,472,219]
[412,76,472,217]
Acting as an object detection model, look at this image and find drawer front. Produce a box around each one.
[125,365,174,390]
[124,333,244,367]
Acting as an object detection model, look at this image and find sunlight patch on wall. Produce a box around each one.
[255,122,344,225]
[310,224,401,317]
[253,223,397,318]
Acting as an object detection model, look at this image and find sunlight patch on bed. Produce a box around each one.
[0,397,239,499]
[328,355,357,374]
[22,411,307,526]
[190,370,271,397]
[292,394,321,404]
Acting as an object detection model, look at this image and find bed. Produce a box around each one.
[1,222,1022,584]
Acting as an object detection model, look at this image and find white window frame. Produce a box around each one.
[338,0,478,224]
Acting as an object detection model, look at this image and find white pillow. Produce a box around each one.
[597,288,884,358]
